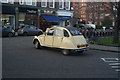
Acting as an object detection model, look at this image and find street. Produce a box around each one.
[2,36,119,78]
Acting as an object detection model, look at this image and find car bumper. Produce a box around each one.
[70,47,89,52]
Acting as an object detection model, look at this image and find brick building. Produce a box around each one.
[73,2,115,29]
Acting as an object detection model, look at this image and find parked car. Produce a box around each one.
[33,26,89,55]
[0,25,15,37]
[17,25,43,36]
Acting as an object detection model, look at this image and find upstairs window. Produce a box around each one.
[1,0,8,3]
[59,0,64,9]
[49,0,55,8]
[41,0,47,7]
[32,0,37,6]
[19,0,25,5]
[9,0,14,4]
[65,0,70,10]
[26,0,32,5]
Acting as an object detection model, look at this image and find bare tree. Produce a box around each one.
[103,1,120,43]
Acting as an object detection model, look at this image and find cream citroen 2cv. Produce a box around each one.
[33,26,89,55]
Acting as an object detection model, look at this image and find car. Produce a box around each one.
[33,26,89,55]
[17,25,43,36]
[0,25,15,37]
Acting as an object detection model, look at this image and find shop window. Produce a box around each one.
[65,0,70,10]
[49,0,55,8]
[41,0,47,7]
[1,0,8,3]
[59,0,64,9]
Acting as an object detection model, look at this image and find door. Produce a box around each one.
[44,29,54,47]
[53,29,63,48]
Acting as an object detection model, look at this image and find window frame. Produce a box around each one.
[26,0,32,5]
[59,0,64,9]
[49,0,55,8]
[65,0,70,10]
[1,0,8,3]
[41,0,47,7]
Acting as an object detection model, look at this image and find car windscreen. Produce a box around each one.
[66,27,82,36]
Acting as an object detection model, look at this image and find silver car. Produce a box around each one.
[17,25,43,36]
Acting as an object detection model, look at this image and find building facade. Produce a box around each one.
[1,0,73,31]
[73,2,115,29]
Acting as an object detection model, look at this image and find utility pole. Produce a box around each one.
[113,1,120,43]
[15,2,19,29]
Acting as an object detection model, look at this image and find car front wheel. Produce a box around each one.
[8,33,13,37]
[61,49,69,56]
[34,40,41,49]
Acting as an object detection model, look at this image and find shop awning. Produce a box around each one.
[42,15,62,22]
[58,16,73,21]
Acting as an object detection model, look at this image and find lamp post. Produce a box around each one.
[15,6,19,29]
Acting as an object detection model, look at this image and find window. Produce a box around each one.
[19,0,24,5]
[41,0,47,7]
[32,0,37,6]
[64,30,69,37]
[9,0,14,4]
[26,0,32,5]
[65,0,70,10]
[100,13,104,19]
[54,29,62,36]
[49,0,55,8]
[47,29,54,36]
[59,0,64,9]
[1,0,8,3]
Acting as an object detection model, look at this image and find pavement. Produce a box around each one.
[89,44,120,52]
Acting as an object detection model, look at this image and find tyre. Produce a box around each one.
[8,33,13,37]
[61,49,69,56]
[34,40,41,49]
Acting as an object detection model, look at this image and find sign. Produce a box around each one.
[56,10,73,17]
[19,7,38,15]
[41,10,55,14]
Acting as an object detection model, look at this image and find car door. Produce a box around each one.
[44,29,54,47]
[53,29,63,48]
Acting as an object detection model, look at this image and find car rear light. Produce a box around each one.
[77,44,88,48]
[86,44,89,47]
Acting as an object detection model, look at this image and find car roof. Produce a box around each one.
[51,26,78,31]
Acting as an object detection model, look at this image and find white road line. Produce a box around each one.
[115,69,120,72]
[101,58,119,62]
[109,63,120,66]
[111,66,120,68]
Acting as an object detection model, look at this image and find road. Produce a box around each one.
[2,36,119,78]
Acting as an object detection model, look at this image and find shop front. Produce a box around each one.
[18,7,38,27]
[39,10,62,31]
[2,5,15,29]
[56,10,73,27]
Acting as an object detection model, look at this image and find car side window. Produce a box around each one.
[47,29,54,36]
[64,30,69,37]
[54,29,62,36]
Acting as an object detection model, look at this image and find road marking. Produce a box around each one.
[101,58,119,62]
[101,58,120,72]
[111,66,120,68]
[109,63,120,66]
[115,69,120,72]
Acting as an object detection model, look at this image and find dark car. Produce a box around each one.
[0,26,15,37]
[17,25,43,36]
